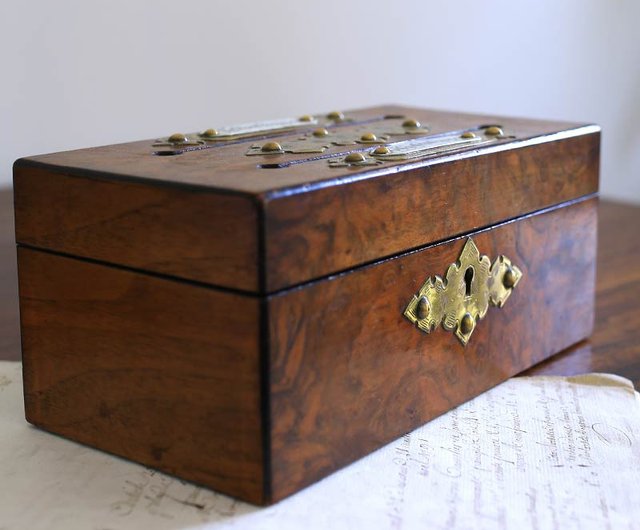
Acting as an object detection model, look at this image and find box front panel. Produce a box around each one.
[18,249,265,503]
[268,197,597,501]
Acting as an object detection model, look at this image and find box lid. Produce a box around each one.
[13,105,600,294]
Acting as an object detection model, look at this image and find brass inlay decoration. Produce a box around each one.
[484,126,504,136]
[328,126,513,168]
[153,133,204,148]
[403,238,522,346]
[151,115,514,165]
[245,117,429,156]
[153,116,324,148]
[153,111,362,152]
[151,113,435,156]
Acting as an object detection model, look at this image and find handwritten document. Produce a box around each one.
[1,361,639,530]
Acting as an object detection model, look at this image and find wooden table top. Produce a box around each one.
[1,190,639,387]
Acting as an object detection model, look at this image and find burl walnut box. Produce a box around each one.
[13,105,600,505]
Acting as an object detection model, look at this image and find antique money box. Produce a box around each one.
[13,105,600,504]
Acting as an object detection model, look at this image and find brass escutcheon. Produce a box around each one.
[403,238,522,346]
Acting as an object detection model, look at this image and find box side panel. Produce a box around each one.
[264,132,599,291]
[267,197,597,501]
[18,248,265,503]
[14,164,260,292]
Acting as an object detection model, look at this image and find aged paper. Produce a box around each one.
[1,361,639,530]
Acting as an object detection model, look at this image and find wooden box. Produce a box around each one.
[13,105,600,505]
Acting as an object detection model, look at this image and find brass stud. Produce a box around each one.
[327,111,345,121]
[313,127,329,137]
[417,296,430,320]
[168,133,188,143]
[261,141,283,153]
[503,267,517,289]
[461,131,476,139]
[484,126,503,136]
[299,115,314,122]
[360,132,377,142]
[344,152,366,164]
[201,128,218,138]
[373,145,390,155]
[402,119,421,129]
[460,313,475,335]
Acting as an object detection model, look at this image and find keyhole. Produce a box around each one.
[464,267,474,296]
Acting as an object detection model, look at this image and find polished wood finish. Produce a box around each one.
[264,133,599,291]
[1,191,638,502]
[14,166,260,292]
[17,247,265,503]
[15,105,593,194]
[14,196,599,505]
[7,105,605,504]
[525,200,640,383]
[14,105,599,292]
[7,195,635,382]
[267,197,597,501]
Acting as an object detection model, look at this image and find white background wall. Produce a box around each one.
[1,0,639,202]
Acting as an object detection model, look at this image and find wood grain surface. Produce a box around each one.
[4,190,640,504]
[17,247,265,503]
[266,197,597,501]
[16,105,593,194]
[6,192,636,376]
[14,105,599,292]
[13,166,260,292]
[263,132,599,291]
[525,199,640,382]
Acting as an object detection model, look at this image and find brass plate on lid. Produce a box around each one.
[245,117,429,156]
[328,127,513,167]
